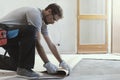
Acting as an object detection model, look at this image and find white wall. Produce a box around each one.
[107,0,112,53]
[0,0,77,54]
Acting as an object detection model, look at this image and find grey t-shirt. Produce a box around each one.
[0,7,48,35]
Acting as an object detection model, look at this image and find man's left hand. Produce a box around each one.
[59,60,71,74]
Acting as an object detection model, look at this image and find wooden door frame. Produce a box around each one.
[77,0,108,53]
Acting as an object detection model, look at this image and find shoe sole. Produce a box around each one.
[16,75,40,79]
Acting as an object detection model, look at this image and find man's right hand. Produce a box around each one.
[44,62,58,74]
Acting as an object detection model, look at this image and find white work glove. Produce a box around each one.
[59,60,71,74]
[44,62,58,74]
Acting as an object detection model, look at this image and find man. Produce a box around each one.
[0,3,70,79]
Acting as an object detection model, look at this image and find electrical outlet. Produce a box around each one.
[57,43,60,46]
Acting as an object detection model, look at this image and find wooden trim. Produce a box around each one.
[77,51,107,53]
[78,44,107,53]
[78,15,107,19]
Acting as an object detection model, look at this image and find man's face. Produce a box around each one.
[43,9,61,25]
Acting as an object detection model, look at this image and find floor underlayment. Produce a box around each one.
[0,53,120,80]
[64,58,120,80]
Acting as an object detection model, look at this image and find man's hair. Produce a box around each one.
[45,3,63,18]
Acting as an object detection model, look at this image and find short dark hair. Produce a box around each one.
[45,3,63,18]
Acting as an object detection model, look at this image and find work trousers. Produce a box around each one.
[2,25,36,71]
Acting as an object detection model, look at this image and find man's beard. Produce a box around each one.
[43,18,48,25]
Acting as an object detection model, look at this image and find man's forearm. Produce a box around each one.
[48,43,63,63]
[36,43,49,63]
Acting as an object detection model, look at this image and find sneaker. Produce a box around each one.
[44,62,58,74]
[17,67,40,79]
